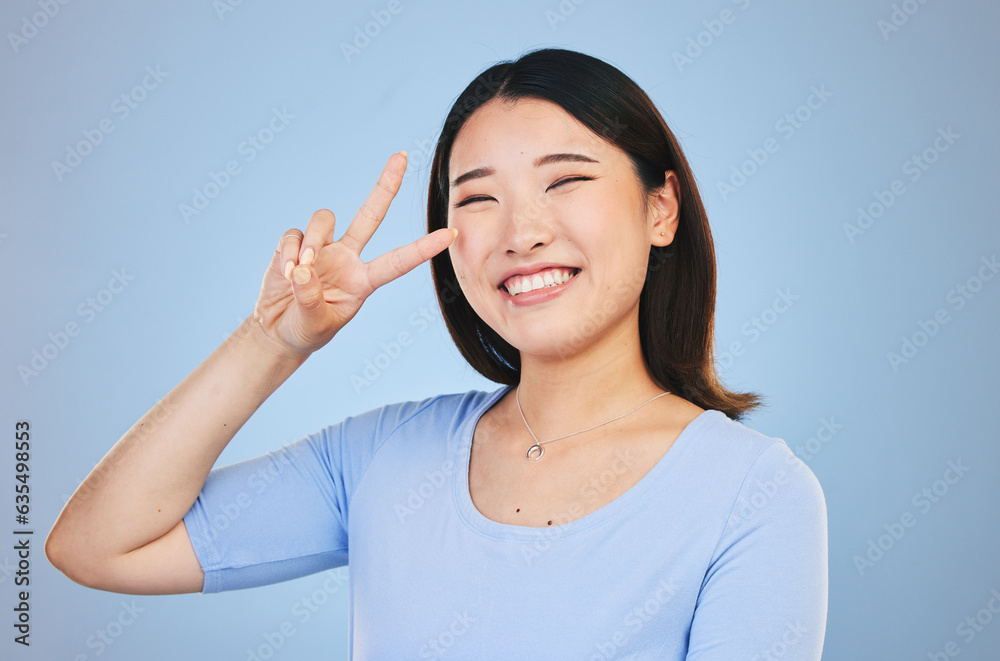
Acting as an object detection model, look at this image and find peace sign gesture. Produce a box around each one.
[251,152,456,358]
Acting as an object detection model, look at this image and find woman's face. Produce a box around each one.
[446,96,678,361]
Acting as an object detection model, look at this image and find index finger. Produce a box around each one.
[338,151,408,254]
[366,227,456,291]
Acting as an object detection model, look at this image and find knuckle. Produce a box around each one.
[311,209,335,224]
[358,202,380,222]
[390,249,405,276]
[339,229,359,249]
[277,229,303,250]
[375,174,394,194]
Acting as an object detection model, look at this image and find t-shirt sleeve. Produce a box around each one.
[686,441,829,660]
[182,399,430,594]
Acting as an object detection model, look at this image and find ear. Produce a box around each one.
[648,171,681,247]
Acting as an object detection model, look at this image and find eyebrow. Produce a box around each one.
[450,152,599,188]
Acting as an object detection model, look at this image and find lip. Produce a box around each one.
[497,263,580,306]
[497,262,579,290]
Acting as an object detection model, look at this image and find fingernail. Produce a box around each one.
[300,247,315,266]
[450,228,458,239]
[292,266,311,285]
[284,260,294,280]
[399,150,408,158]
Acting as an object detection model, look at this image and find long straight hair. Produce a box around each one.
[426,48,763,421]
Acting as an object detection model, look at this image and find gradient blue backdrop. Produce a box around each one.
[2,1,999,659]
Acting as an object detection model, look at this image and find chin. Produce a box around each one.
[497,324,594,362]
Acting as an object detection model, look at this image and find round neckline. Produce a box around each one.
[452,384,721,541]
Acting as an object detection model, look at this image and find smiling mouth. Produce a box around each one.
[501,267,580,296]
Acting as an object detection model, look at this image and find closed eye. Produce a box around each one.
[453,176,595,208]
[546,176,594,192]
[453,194,495,208]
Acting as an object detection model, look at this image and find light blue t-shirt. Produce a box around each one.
[182,385,828,659]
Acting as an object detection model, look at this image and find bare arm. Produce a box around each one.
[44,317,307,593]
[45,152,456,594]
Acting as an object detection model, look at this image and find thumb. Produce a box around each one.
[290,265,326,314]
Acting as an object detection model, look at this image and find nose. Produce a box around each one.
[501,192,554,254]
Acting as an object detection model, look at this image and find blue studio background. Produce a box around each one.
[2,1,999,659]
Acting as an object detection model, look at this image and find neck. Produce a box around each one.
[513,323,665,441]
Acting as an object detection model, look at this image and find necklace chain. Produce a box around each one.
[516,386,670,460]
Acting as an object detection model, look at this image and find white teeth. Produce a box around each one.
[503,268,577,296]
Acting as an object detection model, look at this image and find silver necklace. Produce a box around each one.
[515,386,671,460]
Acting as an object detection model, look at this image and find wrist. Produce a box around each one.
[234,314,312,366]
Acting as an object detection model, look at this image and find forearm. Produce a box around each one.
[46,314,309,573]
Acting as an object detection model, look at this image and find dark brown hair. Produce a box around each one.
[426,48,763,421]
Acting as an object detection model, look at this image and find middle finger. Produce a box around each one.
[338,151,408,254]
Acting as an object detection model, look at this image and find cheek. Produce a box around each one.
[447,232,487,293]
[448,241,469,284]
[451,218,496,259]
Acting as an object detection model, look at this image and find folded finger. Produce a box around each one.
[300,209,338,268]
[277,229,303,279]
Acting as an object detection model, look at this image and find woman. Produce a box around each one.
[46,48,828,659]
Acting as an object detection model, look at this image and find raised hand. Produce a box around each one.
[251,151,456,358]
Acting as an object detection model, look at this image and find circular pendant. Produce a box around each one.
[526,444,544,460]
